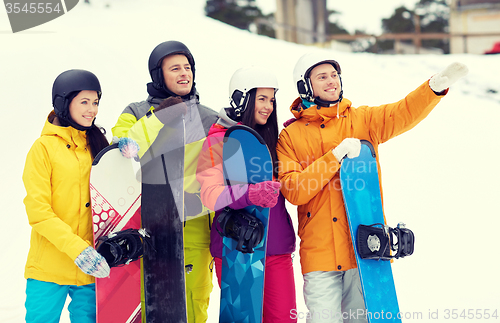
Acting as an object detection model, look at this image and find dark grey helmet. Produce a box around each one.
[52,69,101,123]
[148,41,196,96]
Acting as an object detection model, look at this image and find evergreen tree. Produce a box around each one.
[379,0,449,53]
[205,0,264,31]
[416,0,450,53]
[256,12,276,38]
[327,9,349,35]
[379,5,414,52]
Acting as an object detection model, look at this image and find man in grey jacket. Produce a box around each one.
[112,40,217,323]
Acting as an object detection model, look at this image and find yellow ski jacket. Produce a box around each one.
[23,112,94,286]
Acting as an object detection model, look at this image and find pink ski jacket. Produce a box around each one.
[197,116,295,259]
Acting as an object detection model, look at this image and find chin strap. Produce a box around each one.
[313,90,343,109]
[312,74,344,111]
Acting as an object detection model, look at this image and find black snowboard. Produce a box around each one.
[140,115,187,322]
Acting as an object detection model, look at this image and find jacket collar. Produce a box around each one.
[146,92,201,108]
[290,97,352,122]
[215,107,239,129]
[42,111,87,147]
[146,84,200,103]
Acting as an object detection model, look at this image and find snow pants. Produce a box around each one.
[25,278,96,323]
[214,253,297,322]
[185,246,214,323]
[303,269,367,323]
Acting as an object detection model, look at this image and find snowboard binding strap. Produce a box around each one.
[357,223,415,261]
[217,207,265,254]
[96,228,153,267]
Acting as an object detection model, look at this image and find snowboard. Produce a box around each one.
[219,125,272,323]
[340,140,401,322]
[140,115,187,322]
[90,143,142,323]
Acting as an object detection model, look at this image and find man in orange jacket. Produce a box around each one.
[277,52,468,323]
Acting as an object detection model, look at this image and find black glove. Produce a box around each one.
[154,96,187,125]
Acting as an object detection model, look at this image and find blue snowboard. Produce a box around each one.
[340,140,401,322]
[220,125,272,323]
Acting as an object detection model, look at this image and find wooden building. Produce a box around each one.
[274,0,328,44]
[450,0,500,54]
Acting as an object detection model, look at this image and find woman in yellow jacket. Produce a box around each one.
[23,70,110,323]
[277,53,468,323]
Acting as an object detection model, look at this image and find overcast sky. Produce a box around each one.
[256,0,422,35]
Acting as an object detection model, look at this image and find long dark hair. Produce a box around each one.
[86,126,109,159]
[241,88,279,178]
[63,91,109,160]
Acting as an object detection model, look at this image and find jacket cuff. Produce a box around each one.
[67,238,92,261]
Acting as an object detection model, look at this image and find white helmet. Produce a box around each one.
[229,66,279,119]
[293,52,342,104]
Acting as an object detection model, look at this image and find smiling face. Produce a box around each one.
[309,63,341,102]
[69,90,99,127]
[161,54,193,96]
[253,88,275,125]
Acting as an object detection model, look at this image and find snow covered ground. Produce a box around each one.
[1,0,500,321]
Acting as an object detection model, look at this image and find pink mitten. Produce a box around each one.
[248,181,281,208]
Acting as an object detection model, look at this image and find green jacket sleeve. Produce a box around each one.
[111,108,165,158]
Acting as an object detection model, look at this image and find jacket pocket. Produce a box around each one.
[33,235,48,265]
[298,209,313,237]
[188,283,213,322]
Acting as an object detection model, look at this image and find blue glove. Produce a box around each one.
[74,246,110,278]
[113,137,140,159]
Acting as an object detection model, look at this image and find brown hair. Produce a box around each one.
[241,88,279,179]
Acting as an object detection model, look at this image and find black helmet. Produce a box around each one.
[52,69,101,128]
[148,41,196,96]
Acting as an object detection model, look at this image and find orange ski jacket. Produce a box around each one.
[277,81,446,274]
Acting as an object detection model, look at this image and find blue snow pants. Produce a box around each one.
[25,279,96,323]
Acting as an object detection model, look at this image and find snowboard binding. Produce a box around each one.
[96,228,152,267]
[217,207,265,254]
[357,223,415,261]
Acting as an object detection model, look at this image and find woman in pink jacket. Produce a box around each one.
[197,66,297,322]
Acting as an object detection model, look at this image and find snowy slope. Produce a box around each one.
[1,0,500,322]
